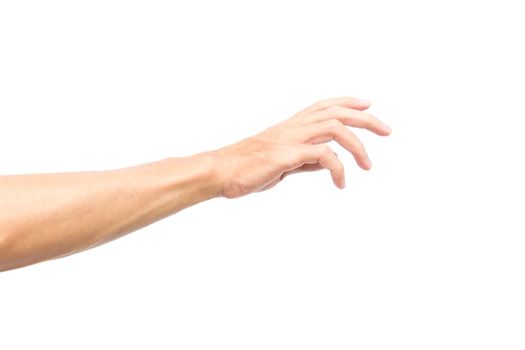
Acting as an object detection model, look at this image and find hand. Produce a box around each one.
[207,97,392,199]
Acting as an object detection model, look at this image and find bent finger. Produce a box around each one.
[294,119,371,170]
[299,144,346,189]
[306,105,391,136]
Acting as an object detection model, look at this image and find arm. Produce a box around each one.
[0,96,391,272]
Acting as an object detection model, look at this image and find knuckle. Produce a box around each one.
[346,136,365,155]
[318,144,331,156]
[324,105,343,116]
[314,99,329,109]
[362,112,376,125]
[358,150,367,161]
[326,118,343,129]
[355,145,368,159]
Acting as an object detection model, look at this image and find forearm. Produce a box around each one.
[0,96,390,272]
[0,154,219,272]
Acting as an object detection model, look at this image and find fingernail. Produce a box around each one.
[383,124,392,134]
[360,99,371,105]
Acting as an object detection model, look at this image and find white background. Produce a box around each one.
[1,1,524,349]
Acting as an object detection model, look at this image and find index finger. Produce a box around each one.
[294,96,371,118]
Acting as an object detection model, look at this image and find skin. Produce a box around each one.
[0,96,391,272]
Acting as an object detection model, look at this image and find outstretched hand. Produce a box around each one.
[0,96,391,271]
[207,97,392,198]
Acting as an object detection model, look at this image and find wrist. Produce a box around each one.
[124,154,221,218]
[187,152,223,200]
[161,153,222,203]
